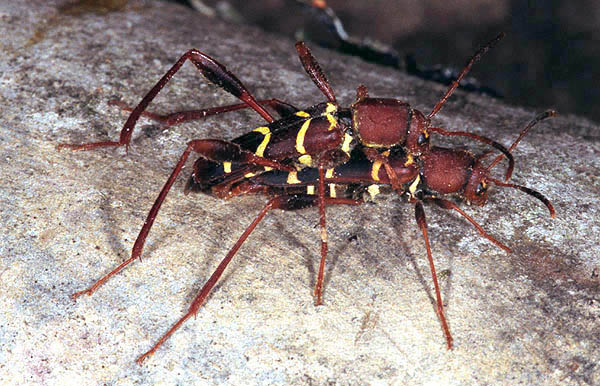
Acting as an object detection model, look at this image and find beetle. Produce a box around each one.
[166,110,554,363]
[59,37,553,363]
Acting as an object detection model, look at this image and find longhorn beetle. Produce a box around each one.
[59,35,555,363]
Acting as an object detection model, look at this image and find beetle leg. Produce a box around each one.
[428,126,514,181]
[58,49,277,152]
[135,195,279,365]
[362,147,403,193]
[429,197,511,253]
[136,193,362,364]
[313,166,328,305]
[71,139,295,300]
[414,201,453,349]
[106,98,299,127]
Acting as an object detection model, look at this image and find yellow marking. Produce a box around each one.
[326,114,337,129]
[371,160,383,182]
[287,171,301,184]
[329,184,337,198]
[341,133,353,155]
[263,166,273,172]
[298,154,312,166]
[307,185,315,195]
[408,175,421,197]
[382,150,390,156]
[295,110,310,117]
[324,104,338,129]
[223,162,232,173]
[404,153,414,166]
[295,119,312,154]
[252,127,271,158]
[253,126,270,135]
[325,168,334,179]
[367,184,380,199]
[244,171,256,178]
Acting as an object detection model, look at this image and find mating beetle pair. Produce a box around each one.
[60,34,555,364]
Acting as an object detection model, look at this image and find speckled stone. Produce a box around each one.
[0,1,598,384]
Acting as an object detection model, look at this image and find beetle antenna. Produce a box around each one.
[488,177,555,218]
[429,126,514,181]
[487,110,556,180]
[428,33,504,119]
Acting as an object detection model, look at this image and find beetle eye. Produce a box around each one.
[476,182,487,195]
[417,133,429,146]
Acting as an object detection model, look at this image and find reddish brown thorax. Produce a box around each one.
[422,147,473,194]
[351,86,431,155]
[352,97,410,147]
[421,147,490,206]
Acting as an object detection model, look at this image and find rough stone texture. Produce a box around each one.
[0,1,598,384]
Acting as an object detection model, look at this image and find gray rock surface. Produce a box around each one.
[0,1,598,384]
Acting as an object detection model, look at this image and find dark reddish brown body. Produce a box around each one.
[422,147,475,194]
[352,97,410,147]
[58,35,555,364]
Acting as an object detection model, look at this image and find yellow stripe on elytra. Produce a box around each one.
[307,185,315,195]
[404,153,414,166]
[341,133,353,155]
[253,126,270,135]
[371,160,383,182]
[326,114,337,129]
[325,103,338,130]
[409,175,421,197]
[329,184,337,198]
[295,119,312,154]
[253,126,271,157]
[223,162,232,174]
[298,154,312,166]
[325,168,334,179]
[287,171,301,184]
[367,184,380,199]
[295,110,310,117]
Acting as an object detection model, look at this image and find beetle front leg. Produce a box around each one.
[429,197,511,253]
[58,49,276,152]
